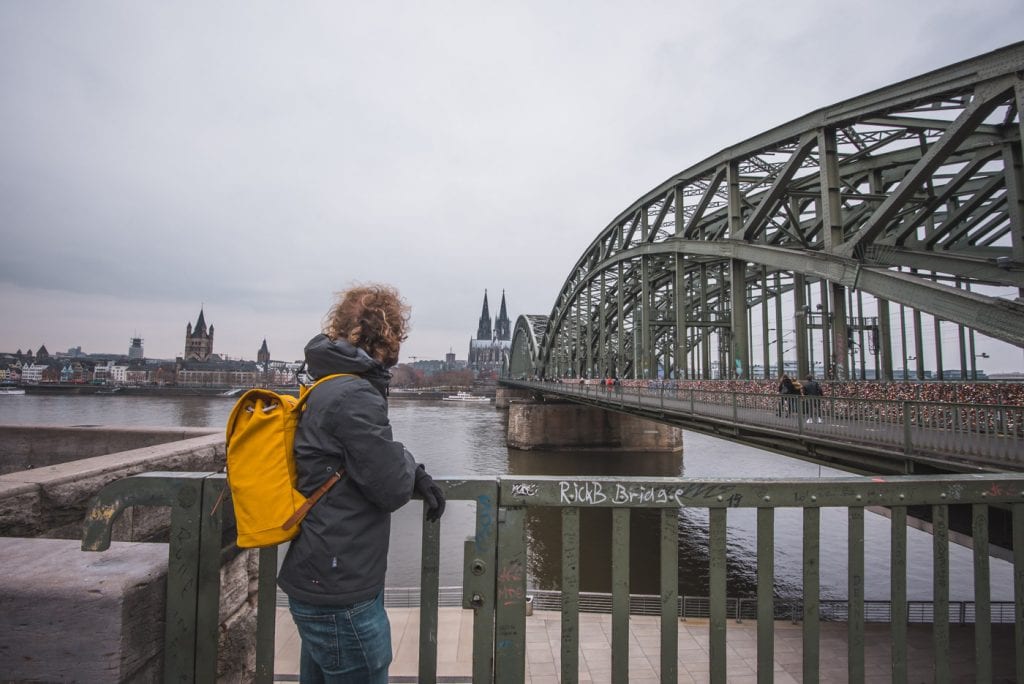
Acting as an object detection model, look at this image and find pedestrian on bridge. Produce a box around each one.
[802,374,824,423]
[778,374,799,417]
[278,283,447,684]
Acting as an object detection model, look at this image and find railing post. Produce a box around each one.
[494,503,527,684]
[197,475,227,683]
[418,510,442,683]
[82,472,219,683]
[255,546,279,683]
[611,508,631,681]
[468,486,500,683]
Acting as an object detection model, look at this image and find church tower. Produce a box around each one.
[476,291,492,340]
[257,339,270,364]
[184,308,215,361]
[495,290,511,341]
[468,289,512,376]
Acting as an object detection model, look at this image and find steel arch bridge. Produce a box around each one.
[509,43,1024,383]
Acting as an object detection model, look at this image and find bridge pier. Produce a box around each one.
[495,386,536,409]
[507,398,683,452]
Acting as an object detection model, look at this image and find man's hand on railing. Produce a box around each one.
[415,465,447,522]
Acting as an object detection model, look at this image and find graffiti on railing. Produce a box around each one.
[556,480,742,507]
[475,494,495,554]
[497,559,525,607]
[510,483,537,497]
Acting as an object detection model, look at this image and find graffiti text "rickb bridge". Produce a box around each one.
[557,481,742,507]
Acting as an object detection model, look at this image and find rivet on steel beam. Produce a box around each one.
[940,492,947,498]
[899,494,905,500]
[810,495,817,502]
[763,495,771,502]
[855,495,862,501]
[716,495,723,502]
[981,491,987,497]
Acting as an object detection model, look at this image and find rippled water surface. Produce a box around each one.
[2,393,1012,600]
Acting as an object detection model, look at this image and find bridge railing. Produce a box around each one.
[500,474,1024,683]
[81,470,1024,682]
[80,472,499,683]
[515,380,1024,470]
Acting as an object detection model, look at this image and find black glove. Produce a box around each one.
[414,465,446,522]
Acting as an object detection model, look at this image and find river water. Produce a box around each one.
[1,393,1012,601]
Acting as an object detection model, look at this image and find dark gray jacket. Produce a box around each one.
[277,334,418,607]
[802,379,823,396]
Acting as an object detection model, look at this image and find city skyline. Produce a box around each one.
[4,295,517,366]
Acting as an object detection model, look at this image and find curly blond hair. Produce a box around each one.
[323,283,410,367]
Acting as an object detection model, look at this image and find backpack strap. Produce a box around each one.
[282,468,344,531]
[293,372,352,411]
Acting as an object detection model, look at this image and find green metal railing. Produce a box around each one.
[80,473,500,684]
[81,472,239,682]
[83,471,1024,683]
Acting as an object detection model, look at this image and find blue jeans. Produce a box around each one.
[288,592,392,684]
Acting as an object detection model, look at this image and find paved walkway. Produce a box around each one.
[274,607,1016,682]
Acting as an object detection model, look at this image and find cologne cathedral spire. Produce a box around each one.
[495,290,511,341]
[476,290,492,340]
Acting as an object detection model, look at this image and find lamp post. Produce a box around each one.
[972,352,989,381]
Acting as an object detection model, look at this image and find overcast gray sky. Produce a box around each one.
[2,2,1022,369]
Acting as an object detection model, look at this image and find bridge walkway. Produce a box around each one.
[273,606,1017,682]
[506,380,1024,474]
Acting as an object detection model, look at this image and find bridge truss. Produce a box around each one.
[510,42,1024,382]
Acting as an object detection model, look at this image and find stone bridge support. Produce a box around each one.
[507,398,682,452]
[495,386,535,409]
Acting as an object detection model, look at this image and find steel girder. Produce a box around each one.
[508,315,548,379]
[513,42,1024,381]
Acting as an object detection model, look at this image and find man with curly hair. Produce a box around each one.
[278,283,446,683]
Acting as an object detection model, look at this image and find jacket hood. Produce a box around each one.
[304,334,391,389]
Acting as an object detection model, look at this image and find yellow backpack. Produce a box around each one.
[224,373,349,548]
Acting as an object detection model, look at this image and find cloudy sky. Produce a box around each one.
[1,2,1022,368]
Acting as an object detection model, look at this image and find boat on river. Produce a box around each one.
[0,386,25,396]
[442,391,491,403]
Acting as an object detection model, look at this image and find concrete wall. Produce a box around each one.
[1,538,169,682]
[507,399,682,452]
[0,537,258,682]
[0,428,222,538]
[0,424,218,475]
[0,426,257,682]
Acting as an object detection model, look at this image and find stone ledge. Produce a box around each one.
[0,432,226,538]
[0,537,168,682]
